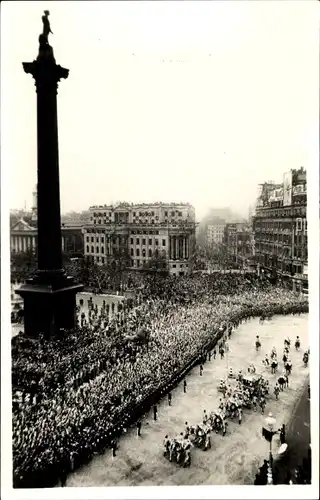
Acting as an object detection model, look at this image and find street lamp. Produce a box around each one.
[262,412,277,485]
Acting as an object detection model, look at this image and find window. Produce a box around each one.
[101,247,104,254]
[149,238,152,245]
[142,249,146,257]
[91,237,94,243]
[296,218,302,232]
[137,259,140,267]
[151,211,155,216]
[162,239,166,246]
[130,238,134,244]
[142,238,146,245]
[131,259,134,267]
[131,248,134,256]
[97,256,100,262]
[165,211,168,216]
[86,245,89,253]
[133,212,136,216]
[136,238,140,245]
[91,246,94,253]
[113,238,116,245]
[101,257,104,264]
[86,236,89,242]
[136,248,140,257]
[155,239,159,246]
[172,264,176,268]
[304,219,308,234]
[96,246,99,253]
[148,249,152,257]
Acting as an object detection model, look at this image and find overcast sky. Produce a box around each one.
[1,1,318,220]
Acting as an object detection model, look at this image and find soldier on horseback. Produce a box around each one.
[271,357,278,374]
[274,382,280,400]
[271,346,277,359]
[255,335,261,352]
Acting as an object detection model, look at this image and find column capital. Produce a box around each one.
[23,44,69,92]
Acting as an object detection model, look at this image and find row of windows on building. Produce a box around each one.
[92,210,184,218]
[255,218,307,233]
[86,235,167,246]
[255,205,306,219]
[85,245,163,258]
[255,244,307,260]
[85,229,161,236]
[92,219,188,226]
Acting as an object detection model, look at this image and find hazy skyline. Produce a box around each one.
[2,1,318,220]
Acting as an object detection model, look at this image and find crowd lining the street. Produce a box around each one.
[11,273,308,488]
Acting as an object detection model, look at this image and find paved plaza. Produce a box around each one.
[11,290,124,337]
[66,313,309,487]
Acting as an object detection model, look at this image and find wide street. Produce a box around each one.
[66,313,309,487]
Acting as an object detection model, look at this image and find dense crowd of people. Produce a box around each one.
[11,272,308,488]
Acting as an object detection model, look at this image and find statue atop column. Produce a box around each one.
[38,10,55,61]
[42,10,53,42]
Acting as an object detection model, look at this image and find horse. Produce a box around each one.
[259,396,266,414]
[284,361,292,376]
[278,376,287,390]
[270,349,277,360]
[271,359,278,374]
[225,400,239,419]
[210,412,225,433]
[284,338,291,348]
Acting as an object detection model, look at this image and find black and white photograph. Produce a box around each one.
[1,1,319,499]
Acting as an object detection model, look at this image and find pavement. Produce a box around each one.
[11,290,124,336]
[273,377,310,484]
[65,313,309,487]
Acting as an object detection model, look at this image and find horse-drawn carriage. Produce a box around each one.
[208,411,226,434]
[242,373,269,397]
[225,398,240,419]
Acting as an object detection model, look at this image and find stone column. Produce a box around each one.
[17,32,83,337]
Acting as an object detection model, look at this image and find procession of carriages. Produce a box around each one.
[163,368,270,467]
[163,330,309,467]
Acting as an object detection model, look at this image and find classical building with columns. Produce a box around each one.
[10,219,84,256]
[83,202,196,276]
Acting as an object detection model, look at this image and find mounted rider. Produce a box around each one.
[255,335,261,351]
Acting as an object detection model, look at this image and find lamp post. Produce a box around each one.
[263,412,277,485]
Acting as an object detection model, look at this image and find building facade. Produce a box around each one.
[252,167,308,292]
[82,202,196,276]
[224,222,253,268]
[10,219,84,257]
[206,221,226,245]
